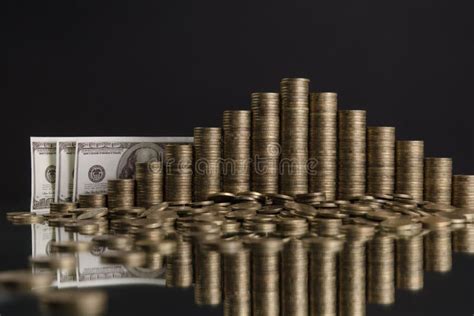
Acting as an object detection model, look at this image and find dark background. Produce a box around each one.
[3,0,474,315]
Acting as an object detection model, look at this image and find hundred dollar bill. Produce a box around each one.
[73,137,192,201]
[31,137,59,212]
[55,140,77,203]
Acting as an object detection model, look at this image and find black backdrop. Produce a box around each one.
[3,1,474,315]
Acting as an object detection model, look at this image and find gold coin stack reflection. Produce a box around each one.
[339,225,374,316]
[251,92,280,194]
[280,78,309,196]
[396,229,424,291]
[193,234,221,306]
[337,110,366,199]
[453,223,474,254]
[165,236,193,288]
[424,157,452,205]
[222,111,251,194]
[366,126,395,196]
[135,161,163,208]
[309,92,338,200]
[305,237,343,316]
[164,144,193,204]
[277,218,308,316]
[247,238,282,316]
[452,175,474,208]
[367,232,395,305]
[193,127,222,201]
[396,140,424,202]
[218,240,251,316]
[422,217,452,273]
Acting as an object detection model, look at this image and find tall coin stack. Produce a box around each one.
[338,110,366,199]
[367,233,395,305]
[107,180,135,208]
[367,126,396,196]
[222,111,251,194]
[309,92,338,200]
[135,161,163,208]
[280,78,310,196]
[452,175,474,208]
[251,92,280,194]
[164,144,193,204]
[396,140,424,202]
[424,158,452,205]
[193,127,222,201]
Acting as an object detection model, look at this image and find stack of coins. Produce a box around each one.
[396,140,424,202]
[107,180,135,208]
[251,92,280,194]
[305,237,343,316]
[222,111,251,194]
[367,233,395,305]
[78,194,107,208]
[135,161,163,208]
[50,202,78,213]
[424,158,452,205]
[309,92,338,200]
[338,110,366,199]
[247,238,283,316]
[367,126,396,196]
[164,144,193,204]
[278,218,308,316]
[452,175,474,208]
[280,78,310,196]
[193,127,222,201]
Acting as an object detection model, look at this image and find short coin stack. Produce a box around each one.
[280,78,310,196]
[338,110,367,199]
[222,111,251,194]
[193,127,222,201]
[164,144,193,204]
[78,194,107,208]
[367,126,396,196]
[396,140,424,202]
[309,92,338,200]
[135,161,163,208]
[251,92,280,194]
[107,180,135,208]
[452,175,474,208]
[423,157,452,205]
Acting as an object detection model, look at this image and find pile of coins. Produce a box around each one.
[367,126,396,196]
[6,189,474,315]
[424,157,452,205]
[107,179,135,208]
[396,140,424,202]
[222,111,251,194]
[193,127,222,201]
[164,144,193,204]
[78,194,107,208]
[309,92,338,200]
[280,78,309,196]
[50,202,77,213]
[452,175,474,208]
[338,110,366,199]
[251,92,280,194]
[135,161,163,208]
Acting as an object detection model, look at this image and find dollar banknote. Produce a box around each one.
[73,137,192,201]
[30,137,59,212]
[55,140,77,203]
